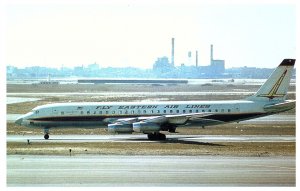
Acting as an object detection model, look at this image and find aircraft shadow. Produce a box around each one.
[125,137,225,146]
[164,138,225,146]
[27,136,225,146]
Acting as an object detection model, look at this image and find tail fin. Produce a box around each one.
[246,59,295,101]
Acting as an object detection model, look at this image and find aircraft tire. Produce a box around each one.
[44,134,49,139]
[147,133,166,140]
[158,133,166,140]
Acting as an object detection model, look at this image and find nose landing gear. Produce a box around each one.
[44,128,50,139]
[44,133,49,139]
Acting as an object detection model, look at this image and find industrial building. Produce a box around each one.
[208,44,225,75]
[152,38,225,78]
[197,44,225,77]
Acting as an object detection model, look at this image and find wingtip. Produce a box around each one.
[280,59,296,66]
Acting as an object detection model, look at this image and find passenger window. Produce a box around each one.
[131,110,135,114]
[170,110,173,113]
[125,110,128,114]
[87,111,90,114]
[99,111,102,114]
[196,110,199,113]
[157,110,160,113]
[143,110,147,114]
[163,110,166,113]
[81,111,84,115]
[221,109,224,112]
[189,110,193,113]
[61,111,64,115]
[215,109,218,112]
[208,109,211,112]
[105,111,109,114]
[228,109,231,112]
[176,110,180,113]
[183,110,186,113]
[202,110,205,112]
[119,111,122,114]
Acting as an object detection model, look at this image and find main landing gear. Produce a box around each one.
[44,128,50,139]
[147,133,166,141]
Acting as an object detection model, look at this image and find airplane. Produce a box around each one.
[15,59,296,140]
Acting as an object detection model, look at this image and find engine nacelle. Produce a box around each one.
[107,123,133,134]
[132,122,160,133]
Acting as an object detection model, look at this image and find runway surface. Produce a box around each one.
[6,97,41,104]
[7,134,295,143]
[7,155,295,186]
[240,114,295,124]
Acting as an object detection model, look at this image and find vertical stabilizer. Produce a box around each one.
[247,59,295,101]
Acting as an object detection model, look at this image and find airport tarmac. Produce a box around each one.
[7,155,295,186]
[6,97,41,104]
[6,134,295,143]
[6,83,296,187]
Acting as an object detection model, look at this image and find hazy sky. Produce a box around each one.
[4,0,296,69]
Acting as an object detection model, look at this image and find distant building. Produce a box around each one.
[74,65,84,76]
[6,66,17,79]
[211,59,225,74]
[153,56,174,74]
[88,63,100,71]
[207,44,225,76]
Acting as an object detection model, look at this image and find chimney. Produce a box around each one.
[196,50,198,67]
[171,38,175,66]
[188,51,192,65]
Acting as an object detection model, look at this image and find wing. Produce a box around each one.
[107,112,224,134]
[114,112,219,125]
[140,113,217,124]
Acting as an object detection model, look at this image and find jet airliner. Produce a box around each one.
[15,59,296,140]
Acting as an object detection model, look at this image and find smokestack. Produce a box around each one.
[171,38,175,66]
[188,51,192,65]
[210,44,213,64]
[196,50,198,67]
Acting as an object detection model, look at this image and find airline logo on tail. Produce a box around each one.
[257,69,288,99]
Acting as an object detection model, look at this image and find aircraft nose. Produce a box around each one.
[15,117,23,125]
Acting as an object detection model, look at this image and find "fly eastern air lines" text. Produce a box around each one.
[93,104,211,110]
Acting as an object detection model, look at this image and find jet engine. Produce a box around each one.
[132,122,161,133]
[108,123,133,134]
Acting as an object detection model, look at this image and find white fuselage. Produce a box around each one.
[18,99,271,129]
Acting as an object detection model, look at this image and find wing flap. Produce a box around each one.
[165,113,214,124]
